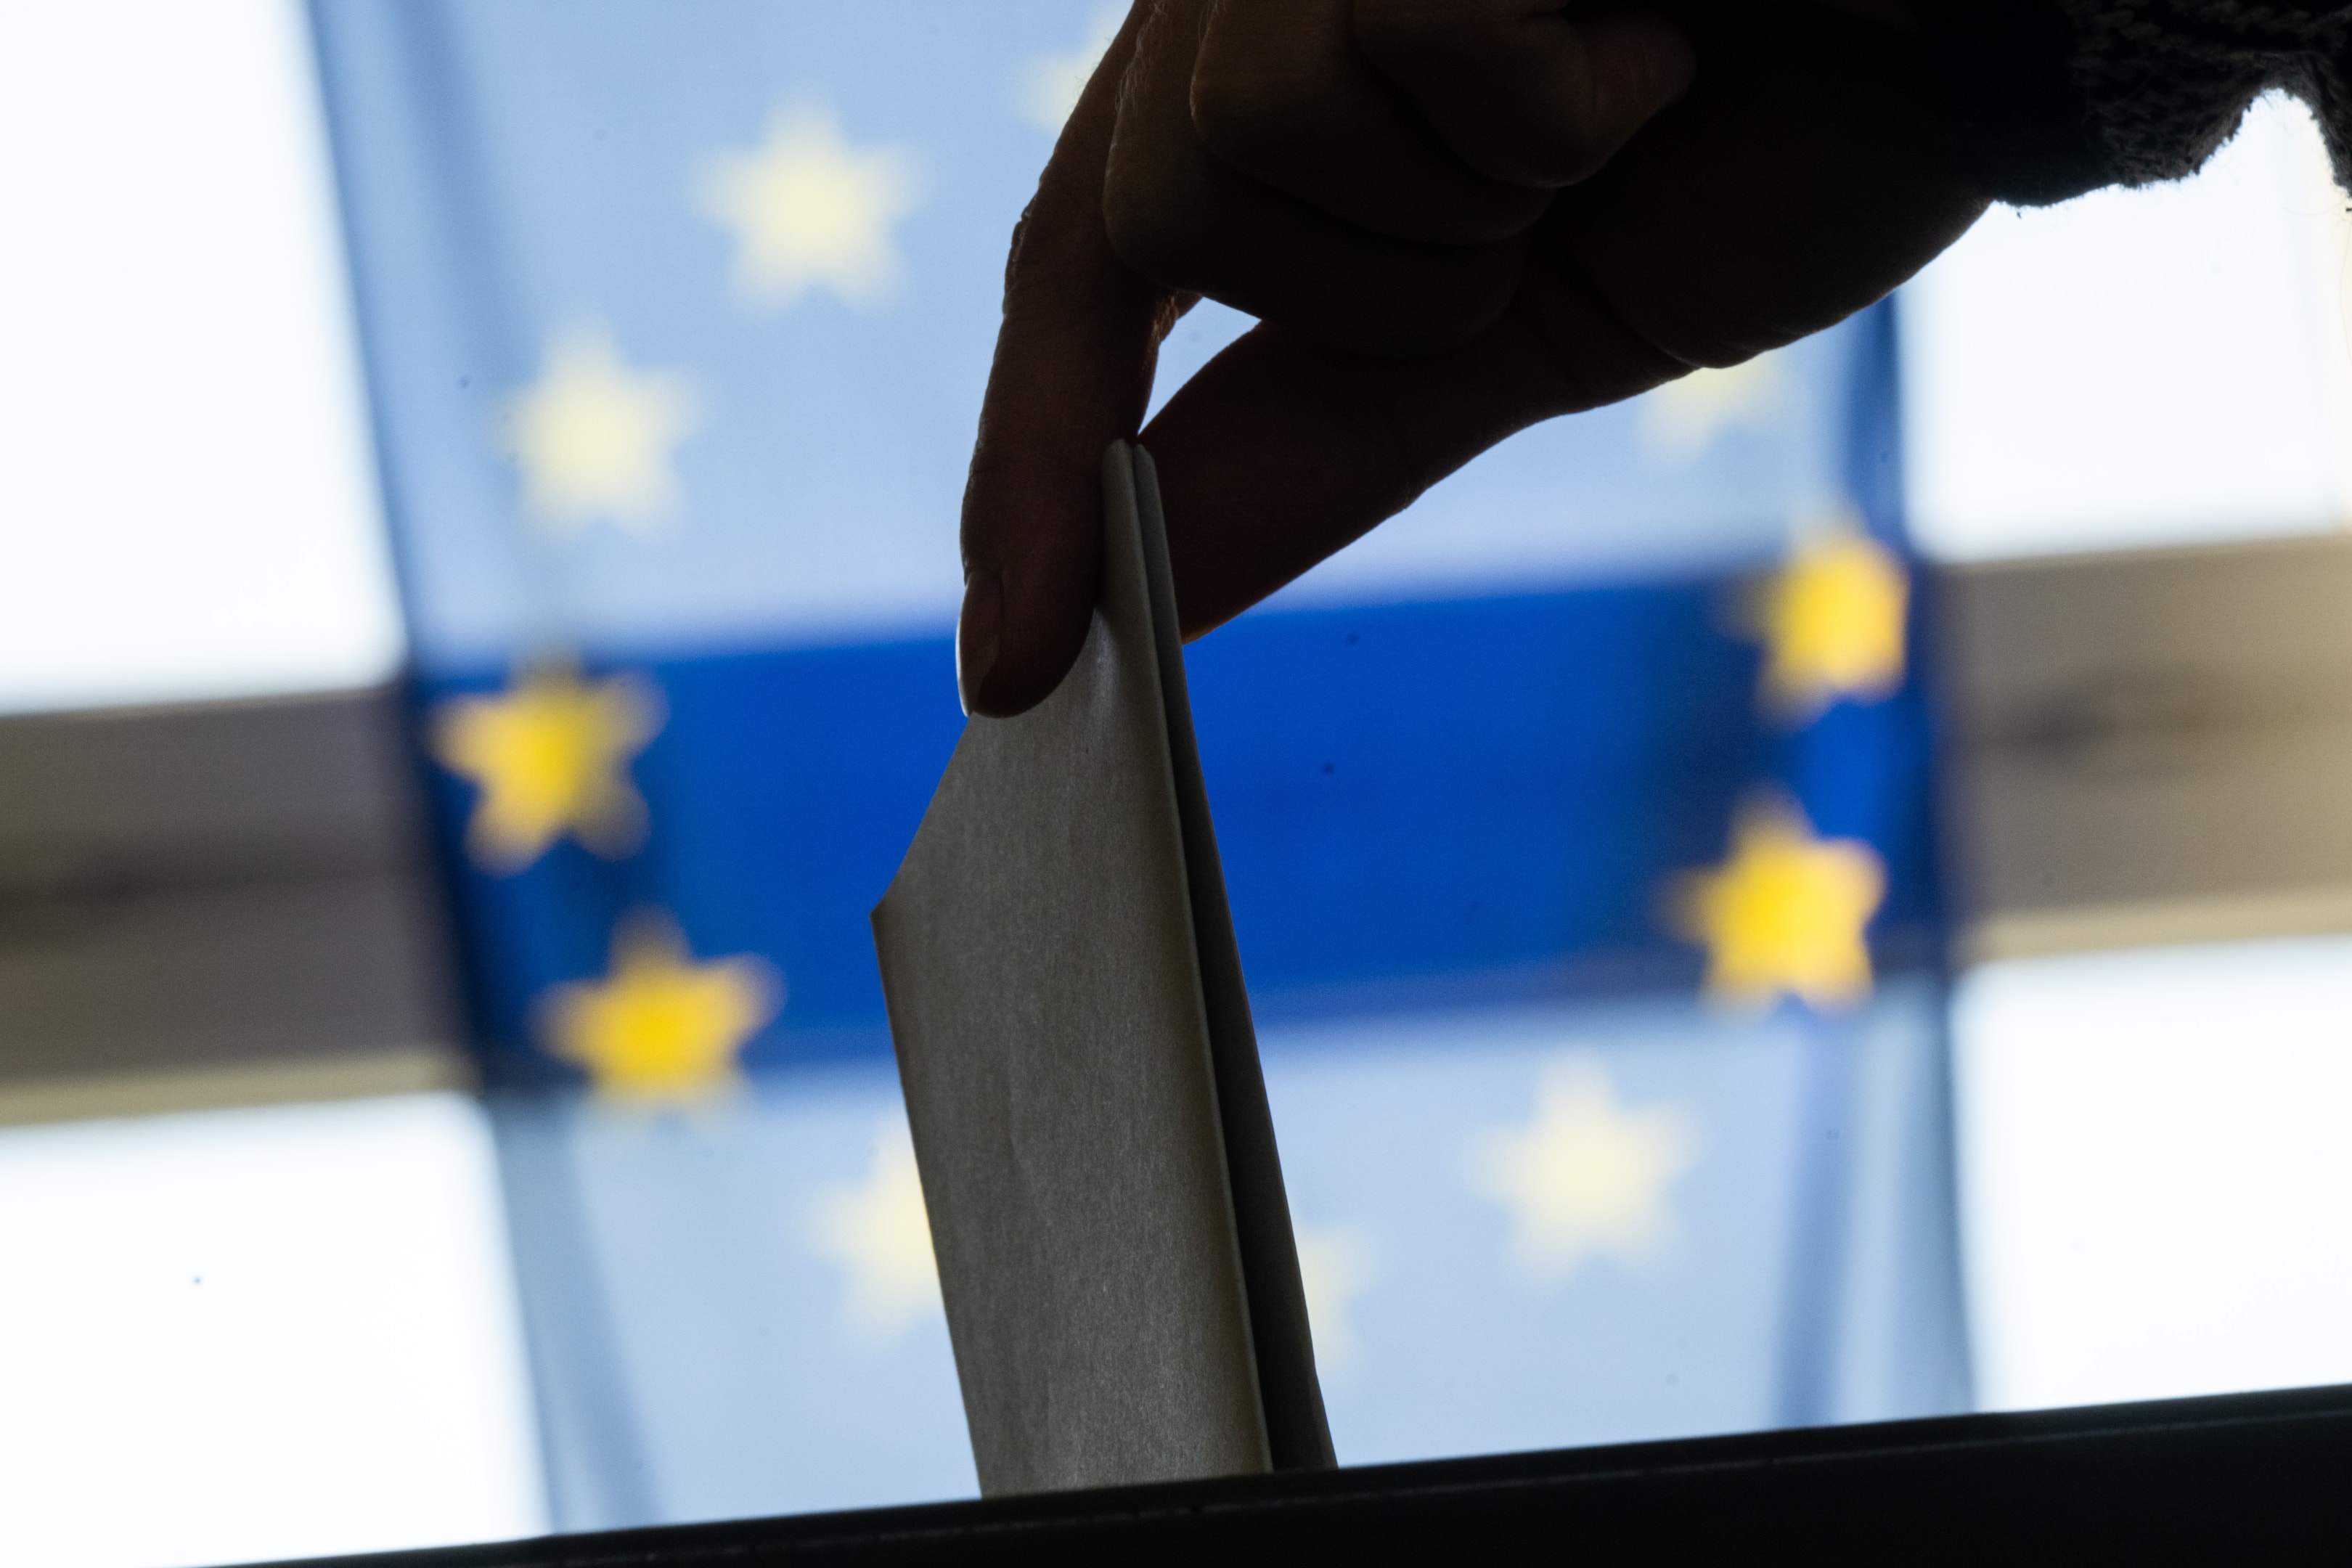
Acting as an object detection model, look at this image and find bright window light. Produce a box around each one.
[1954,936,2352,1413]
[0,1095,546,1568]
[0,0,403,714]
[1903,93,2352,561]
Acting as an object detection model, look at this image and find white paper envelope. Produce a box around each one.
[872,443,1331,1496]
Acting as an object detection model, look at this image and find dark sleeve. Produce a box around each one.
[1914,0,2352,205]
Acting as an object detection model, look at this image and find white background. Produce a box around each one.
[1955,939,2352,1410]
[1904,94,2352,560]
[0,0,401,714]
[0,1095,545,1568]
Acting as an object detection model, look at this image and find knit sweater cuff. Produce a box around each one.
[2059,1,2352,189]
[1918,0,2352,203]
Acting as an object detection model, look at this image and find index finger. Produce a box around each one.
[959,6,1185,719]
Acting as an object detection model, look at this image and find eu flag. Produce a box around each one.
[311,0,1967,1528]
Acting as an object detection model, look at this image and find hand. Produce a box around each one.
[957,0,1986,717]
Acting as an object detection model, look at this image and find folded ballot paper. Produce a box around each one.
[872,443,1333,1495]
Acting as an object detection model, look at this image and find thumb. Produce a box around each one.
[959,8,1183,718]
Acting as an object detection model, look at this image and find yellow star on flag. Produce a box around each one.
[542,913,779,1106]
[1294,1222,1378,1373]
[1012,5,1122,132]
[808,1116,944,1344]
[429,664,663,873]
[502,325,698,532]
[696,104,922,310]
[1638,353,1787,458]
[1669,799,1885,1010]
[1747,523,1908,722]
[1469,1055,1699,1281]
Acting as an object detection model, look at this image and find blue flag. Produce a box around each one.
[312,0,1967,1527]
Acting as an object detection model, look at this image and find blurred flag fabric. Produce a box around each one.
[310,0,1968,1531]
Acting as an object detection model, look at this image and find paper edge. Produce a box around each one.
[1123,442,1335,1469]
[1093,441,1278,1471]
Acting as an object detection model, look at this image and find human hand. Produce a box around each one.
[957,0,1986,717]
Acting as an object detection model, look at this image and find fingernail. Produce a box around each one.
[956,570,1003,717]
